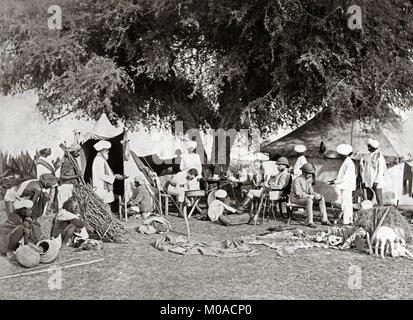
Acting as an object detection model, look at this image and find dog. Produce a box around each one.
[375,226,408,259]
[375,226,397,259]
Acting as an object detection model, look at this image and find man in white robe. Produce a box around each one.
[331,144,356,225]
[92,140,126,205]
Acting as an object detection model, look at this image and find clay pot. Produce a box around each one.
[15,245,40,268]
[37,234,62,264]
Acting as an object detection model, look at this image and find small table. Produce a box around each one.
[182,190,206,237]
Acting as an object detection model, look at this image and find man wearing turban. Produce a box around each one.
[57,144,82,209]
[360,139,387,206]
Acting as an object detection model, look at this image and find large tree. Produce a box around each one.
[1,0,413,167]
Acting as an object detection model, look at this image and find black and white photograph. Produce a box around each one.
[0,0,412,306]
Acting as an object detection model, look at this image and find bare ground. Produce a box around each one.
[0,201,412,300]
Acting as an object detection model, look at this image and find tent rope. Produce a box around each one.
[138,155,186,216]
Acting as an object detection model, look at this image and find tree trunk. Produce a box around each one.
[208,128,237,175]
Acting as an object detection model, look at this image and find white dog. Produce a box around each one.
[375,226,409,259]
[375,226,397,259]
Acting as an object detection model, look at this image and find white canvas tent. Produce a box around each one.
[76,114,129,203]
[75,114,165,209]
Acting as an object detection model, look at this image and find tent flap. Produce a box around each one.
[88,113,123,140]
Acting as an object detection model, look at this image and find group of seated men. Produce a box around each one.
[236,156,332,228]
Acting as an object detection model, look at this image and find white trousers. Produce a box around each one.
[340,189,353,224]
[168,185,186,203]
[57,184,74,209]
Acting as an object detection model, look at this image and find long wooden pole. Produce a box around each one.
[0,258,104,281]
[1,257,80,277]
[370,207,391,243]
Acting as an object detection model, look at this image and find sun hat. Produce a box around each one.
[294,145,307,153]
[367,139,380,149]
[336,144,353,156]
[214,189,227,199]
[276,157,290,167]
[300,163,315,174]
[94,140,111,151]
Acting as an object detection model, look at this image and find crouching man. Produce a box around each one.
[290,163,331,228]
[208,190,238,222]
[0,199,34,257]
[51,198,88,246]
[129,176,155,218]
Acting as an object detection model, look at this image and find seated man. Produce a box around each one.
[290,163,331,228]
[266,157,291,214]
[208,189,238,222]
[4,173,58,220]
[237,160,265,213]
[51,198,88,246]
[129,176,155,217]
[167,168,198,216]
[0,199,34,256]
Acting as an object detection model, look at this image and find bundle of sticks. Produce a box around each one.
[60,144,124,243]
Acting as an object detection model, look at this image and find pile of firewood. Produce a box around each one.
[73,184,124,243]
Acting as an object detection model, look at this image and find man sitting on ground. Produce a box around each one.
[290,163,331,228]
[129,176,155,218]
[51,198,88,246]
[0,199,34,257]
[4,173,58,220]
[208,190,238,223]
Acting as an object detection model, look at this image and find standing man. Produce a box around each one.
[290,163,331,228]
[36,148,56,178]
[57,144,82,209]
[36,147,59,214]
[92,140,127,207]
[360,139,387,206]
[293,145,308,177]
[330,144,356,225]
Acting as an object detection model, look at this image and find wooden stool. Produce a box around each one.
[182,190,206,237]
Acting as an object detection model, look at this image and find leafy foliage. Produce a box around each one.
[1,0,413,140]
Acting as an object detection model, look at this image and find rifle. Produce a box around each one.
[59,143,85,185]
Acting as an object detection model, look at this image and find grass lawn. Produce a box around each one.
[0,201,412,300]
